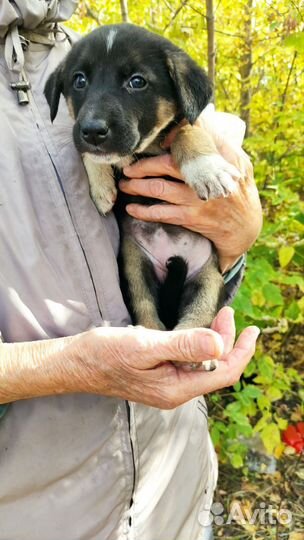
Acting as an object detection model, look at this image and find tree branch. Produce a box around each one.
[120,0,130,23]
[280,51,298,112]
[84,2,100,24]
[163,0,188,32]
[206,0,216,90]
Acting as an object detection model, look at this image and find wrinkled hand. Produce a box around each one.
[120,121,262,273]
[76,307,259,409]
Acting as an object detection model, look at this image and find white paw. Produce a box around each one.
[91,184,117,215]
[181,154,241,200]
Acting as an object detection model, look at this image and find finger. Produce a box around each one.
[123,154,183,180]
[125,203,195,225]
[119,177,198,205]
[171,326,260,398]
[224,325,260,367]
[134,327,225,368]
[220,159,242,180]
[211,306,236,355]
[219,142,253,181]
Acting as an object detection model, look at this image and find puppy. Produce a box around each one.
[45,23,240,339]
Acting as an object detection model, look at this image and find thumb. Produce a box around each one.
[134,327,224,368]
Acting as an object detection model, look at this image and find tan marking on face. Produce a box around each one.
[136,98,177,154]
[66,97,75,119]
[156,98,177,126]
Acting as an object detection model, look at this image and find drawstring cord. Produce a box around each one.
[3,23,69,105]
[3,24,30,105]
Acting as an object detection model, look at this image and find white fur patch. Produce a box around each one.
[181,154,241,200]
[86,152,124,165]
[106,29,117,53]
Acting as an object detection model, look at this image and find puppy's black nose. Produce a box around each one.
[80,120,109,146]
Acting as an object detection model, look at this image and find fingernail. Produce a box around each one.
[224,306,234,315]
[249,326,261,339]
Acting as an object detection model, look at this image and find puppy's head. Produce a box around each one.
[45,24,212,164]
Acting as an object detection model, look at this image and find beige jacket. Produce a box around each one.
[0,2,221,539]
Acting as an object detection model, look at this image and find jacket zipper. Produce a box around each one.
[126,401,136,529]
[47,150,103,321]
[23,63,104,322]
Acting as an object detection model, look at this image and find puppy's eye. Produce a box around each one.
[73,72,88,90]
[128,75,147,90]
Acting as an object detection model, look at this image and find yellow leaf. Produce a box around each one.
[251,289,265,306]
[266,387,283,401]
[279,246,295,268]
[274,442,285,459]
[261,423,281,454]
[289,533,304,540]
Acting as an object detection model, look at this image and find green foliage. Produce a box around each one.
[66,0,303,468]
[210,351,303,465]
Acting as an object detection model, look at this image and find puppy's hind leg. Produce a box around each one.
[173,254,224,371]
[121,236,165,330]
[175,254,224,331]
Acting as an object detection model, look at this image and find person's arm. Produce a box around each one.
[0,307,259,409]
[0,334,79,403]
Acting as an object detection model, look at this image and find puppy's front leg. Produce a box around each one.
[83,155,117,215]
[121,236,165,330]
[171,125,240,200]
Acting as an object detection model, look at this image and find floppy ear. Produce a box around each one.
[44,64,64,122]
[166,51,213,124]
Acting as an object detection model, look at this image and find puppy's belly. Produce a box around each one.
[130,222,212,282]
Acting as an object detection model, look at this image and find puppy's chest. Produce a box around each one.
[114,155,212,283]
[125,220,212,283]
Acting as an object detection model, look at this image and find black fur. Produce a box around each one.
[44,64,64,122]
[158,256,188,329]
[44,24,212,157]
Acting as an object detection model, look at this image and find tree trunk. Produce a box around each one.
[120,0,129,22]
[205,0,216,99]
[239,0,253,137]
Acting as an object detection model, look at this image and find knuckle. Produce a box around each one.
[150,206,164,221]
[176,334,195,361]
[150,180,164,198]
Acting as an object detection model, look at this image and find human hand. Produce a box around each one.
[73,307,259,409]
[120,121,262,273]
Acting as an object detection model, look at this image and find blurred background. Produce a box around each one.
[67,2,303,537]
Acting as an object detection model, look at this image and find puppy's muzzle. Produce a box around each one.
[80,119,110,147]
